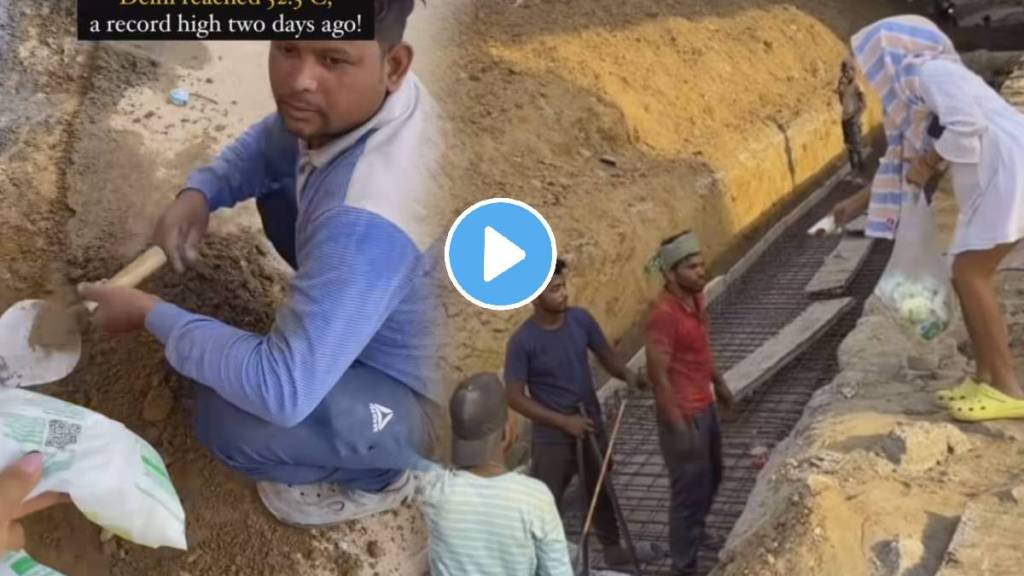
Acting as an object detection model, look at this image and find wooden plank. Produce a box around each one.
[703,163,859,305]
[725,298,854,399]
[805,237,874,296]
[937,497,1024,576]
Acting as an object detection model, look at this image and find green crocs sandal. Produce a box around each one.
[948,384,1024,422]
[934,377,982,408]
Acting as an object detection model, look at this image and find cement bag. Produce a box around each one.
[1,551,65,576]
[0,388,187,550]
[875,192,952,341]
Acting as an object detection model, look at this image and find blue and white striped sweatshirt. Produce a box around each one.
[145,74,444,427]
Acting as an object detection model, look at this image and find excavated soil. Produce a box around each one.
[4,2,429,575]
[713,287,1024,576]
[437,0,899,386]
[2,0,949,574]
[714,56,1024,576]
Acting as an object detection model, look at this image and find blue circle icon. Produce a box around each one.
[445,198,557,311]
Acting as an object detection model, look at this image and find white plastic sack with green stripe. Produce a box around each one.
[0,388,186,549]
[1,551,65,576]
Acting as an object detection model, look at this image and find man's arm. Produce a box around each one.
[712,368,735,413]
[505,379,592,439]
[184,114,291,211]
[646,311,684,425]
[917,60,986,165]
[146,208,420,427]
[584,311,645,389]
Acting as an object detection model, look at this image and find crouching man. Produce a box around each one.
[80,0,444,526]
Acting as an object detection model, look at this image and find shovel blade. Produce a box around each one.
[0,300,82,388]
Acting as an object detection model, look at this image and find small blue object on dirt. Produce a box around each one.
[169,88,190,106]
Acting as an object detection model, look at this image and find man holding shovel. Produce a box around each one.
[79,0,444,527]
[504,258,660,568]
[645,231,733,576]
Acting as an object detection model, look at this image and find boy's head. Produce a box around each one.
[534,258,569,314]
[658,231,706,294]
[268,0,420,144]
[450,373,511,468]
[840,57,856,79]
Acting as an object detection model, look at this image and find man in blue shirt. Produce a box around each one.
[505,259,661,567]
[79,0,443,527]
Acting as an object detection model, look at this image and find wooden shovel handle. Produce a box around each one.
[107,246,168,289]
[82,246,168,314]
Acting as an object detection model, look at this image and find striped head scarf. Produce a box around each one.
[851,15,960,239]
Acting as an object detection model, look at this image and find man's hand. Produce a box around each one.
[1,453,70,554]
[831,187,870,227]
[77,283,162,334]
[153,189,211,273]
[662,420,695,457]
[559,415,595,439]
[832,197,861,227]
[907,155,938,188]
[626,369,649,391]
[716,385,736,419]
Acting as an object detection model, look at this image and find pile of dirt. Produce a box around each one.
[437,0,899,385]
[713,283,1024,576]
[28,233,430,576]
[4,3,427,574]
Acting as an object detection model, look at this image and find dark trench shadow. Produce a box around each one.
[910,511,961,576]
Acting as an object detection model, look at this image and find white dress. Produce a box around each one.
[919,59,1024,255]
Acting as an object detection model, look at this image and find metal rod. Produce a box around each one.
[576,434,590,573]
[579,399,627,545]
[581,403,644,576]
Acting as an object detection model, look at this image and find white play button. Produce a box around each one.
[483,226,527,282]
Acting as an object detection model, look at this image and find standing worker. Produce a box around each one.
[645,231,734,576]
[79,0,446,525]
[504,258,661,568]
[831,16,1024,420]
[837,57,867,178]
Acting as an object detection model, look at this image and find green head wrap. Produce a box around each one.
[646,232,701,274]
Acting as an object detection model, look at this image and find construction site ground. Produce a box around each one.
[2,0,1024,575]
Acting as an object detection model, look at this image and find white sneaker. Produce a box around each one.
[257,471,416,527]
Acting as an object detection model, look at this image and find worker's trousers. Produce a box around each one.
[842,115,865,174]
[190,190,432,493]
[657,404,723,575]
[531,436,621,548]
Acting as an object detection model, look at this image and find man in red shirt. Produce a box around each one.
[645,230,734,576]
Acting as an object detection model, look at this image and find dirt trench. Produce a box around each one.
[712,54,1024,576]
[437,0,900,388]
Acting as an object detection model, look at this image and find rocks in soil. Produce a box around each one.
[839,316,922,379]
[805,473,838,496]
[880,422,973,472]
[1011,485,1024,505]
[905,354,939,373]
[142,385,174,423]
[873,537,925,576]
